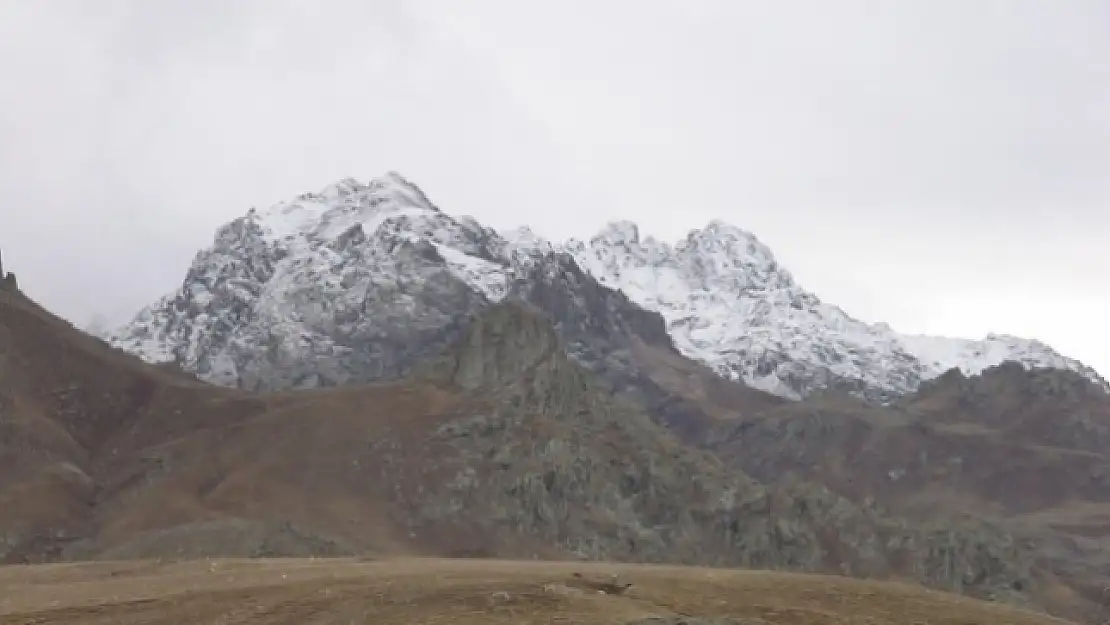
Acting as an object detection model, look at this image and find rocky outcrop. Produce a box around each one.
[415,302,1035,604]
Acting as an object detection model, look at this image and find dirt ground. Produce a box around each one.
[0,557,1077,625]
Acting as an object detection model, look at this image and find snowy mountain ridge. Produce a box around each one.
[109,172,1108,399]
[503,220,1108,399]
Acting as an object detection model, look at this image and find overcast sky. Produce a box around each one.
[1,0,1108,375]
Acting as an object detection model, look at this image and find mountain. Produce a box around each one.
[1,280,1044,610]
[108,173,1106,402]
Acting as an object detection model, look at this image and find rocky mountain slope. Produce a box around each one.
[108,173,1106,402]
[704,362,1110,623]
[2,280,1045,611]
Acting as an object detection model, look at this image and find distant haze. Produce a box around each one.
[1,0,1107,375]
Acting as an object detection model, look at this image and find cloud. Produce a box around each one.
[1,0,1107,374]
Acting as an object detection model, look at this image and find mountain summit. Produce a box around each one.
[109,173,1107,401]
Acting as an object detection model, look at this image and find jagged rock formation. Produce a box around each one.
[108,173,1105,402]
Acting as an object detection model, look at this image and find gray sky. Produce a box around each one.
[2,0,1108,375]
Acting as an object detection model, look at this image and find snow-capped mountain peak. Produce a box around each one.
[110,173,1108,400]
[110,174,518,389]
[514,218,1107,399]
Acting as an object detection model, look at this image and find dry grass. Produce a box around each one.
[0,557,1077,625]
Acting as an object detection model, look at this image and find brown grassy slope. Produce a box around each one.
[0,284,240,558]
[0,283,486,560]
[0,558,1077,625]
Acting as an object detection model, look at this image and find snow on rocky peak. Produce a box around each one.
[505,220,1108,400]
[110,172,1107,400]
[110,173,514,389]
